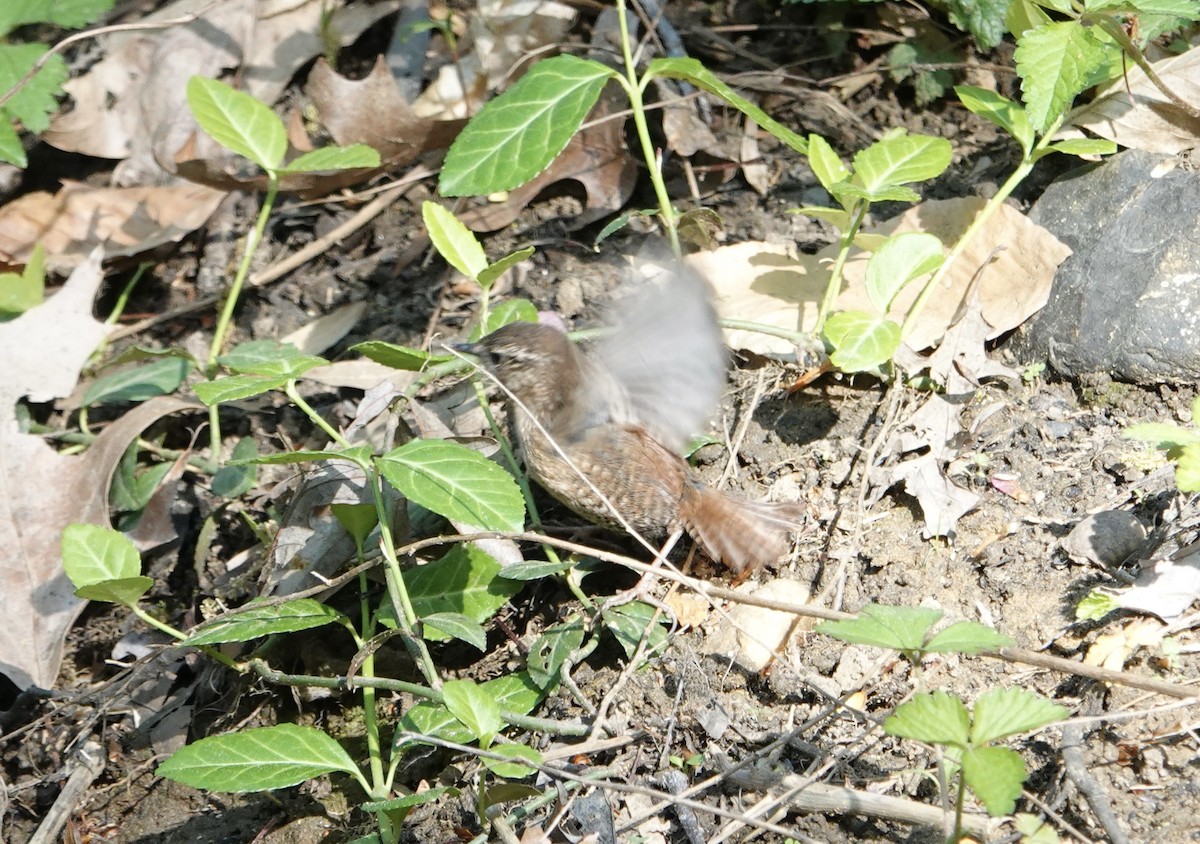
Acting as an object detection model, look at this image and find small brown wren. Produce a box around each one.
[460,265,801,574]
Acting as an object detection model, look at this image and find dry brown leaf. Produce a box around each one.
[728,579,810,672]
[1067,44,1200,154]
[281,302,368,356]
[0,181,224,270]
[1084,617,1168,672]
[0,251,197,688]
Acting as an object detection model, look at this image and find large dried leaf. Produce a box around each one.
[1067,44,1200,154]
[0,181,223,270]
[0,252,196,689]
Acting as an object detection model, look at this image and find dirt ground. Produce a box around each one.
[3,2,1199,843]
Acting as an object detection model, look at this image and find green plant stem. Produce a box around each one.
[719,318,810,345]
[614,0,680,257]
[356,573,386,797]
[285,380,351,448]
[1091,16,1200,124]
[128,604,240,670]
[814,201,868,334]
[91,263,150,361]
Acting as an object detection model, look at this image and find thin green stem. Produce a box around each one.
[814,201,868,334]
[129,604,240,670]
[285,380,351,448]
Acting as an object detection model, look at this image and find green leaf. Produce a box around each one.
[62,523,141,587]
[423,201,488,280]
[376,439,525,531]
[235,445,373,467]
[885,691,972,747]
[75,576,153,605]
[186,76,287,171]
[422,612,488,651]
[157,724,359,792]
[404,544,522,639]
[970,687,1069,744]
[807,134,850,195]
[1086,0,1198,13]
[353,340,452,371]
[1122,421,1200,449]
[475,298,539,338]
[925,620,1014,654]
[0,119,25,168]
[442,678,503,745]
[792,205,853,229]
[394,673,543,753]
[1075,589,1118,621]
[1174,443,1200,491]
[822,310,902,373]
[946,0,1011,49]
[478,247,536,290]
[1014,22,1110,134]
[1038,138,1118,158]
[83,357,191,406]
[649,57,808,155]
[0,242,44,316]
[852,132,952,193]
[211,437,259,498]
[834,182,921,205]
[1006,0,1053,37]
[816,604,943,653]
[440,55,614,196]
[361,786,451,813]
[110,445,173,512]
[602,601,670,660]
[217,340,327,377]
[482,743,541,778]
[864,232,944,313]
[1014,812,1061,843]
[193,374,287,405]
[961,745,1026,815]
[0,0,113,34]
[331,502,378,548]
[955,85,1035,155]
[527,615,586,689]
[497,559,576,580]
[0,45,67,134]
[186,599,347,645]
[278,144,380,174]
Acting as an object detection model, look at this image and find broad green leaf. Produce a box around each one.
[946,0,1010,48]
[186,76,287,171]
[0,119,24,168]
[807,134,850,194]
[792,205,853,229]
[970,688,1068,745]
[1085,0,1198,12]
[884,691,971,747]
[211,437,259,498]
[422,612,487,651]
[186,599,347,645]
[0,45,67,134]
[442,678,503,745]
[602,601,670,660]
[75,576,153,605]
[1038,138,1117,159]
[1014,22,1109,134]
[852,133,952,193]
[482,743,541,778]
[955,85,1035,155]
[816,604,943,652]
[475,298,539,338]
[331,502,378,548]
[404,544,522,638]
[1014,813,1062,844]
[0,0,112,34]
[649,57,808,154]
[217,340,326,377]
[478,247,536,290]
[157,724,359,792]
[1006,0,1053,37]
[865,232,944,313]
[394,673,543,752]
[278,144,380,174]
[0,242,44,316]
[376,439,525,531]
[440,55,614,196]
[83,357,191,406]
[1075,589,1118,621]
[192,374,287,405]
[527,615,586,689]
[925,620,1014,654]
[498,559,576,580]
[822,310,902,373]
[961,746,1026,815]
[423,201,488,279]
[110,446,173,512]
[1176,443,1200,492]
[834,182,921,205]
[62,523,141,587]
[232,445,374,467]
[1123,422,1200,449]
[353,340,452,371]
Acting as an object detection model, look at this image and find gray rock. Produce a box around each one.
[1012,149,1200,383]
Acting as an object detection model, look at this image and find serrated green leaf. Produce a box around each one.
[478,247,536,290]
[602,601,670,660]
[62,523,141,587]
[82,357,191,406]
[925,620,1014,654]
[527,615,586,689]
[423,201,488,279]
[1075,589,1118,620]
[816,604,943,652]
[1014,22,1110,133]
[852,133,952,193]
[193,374,287,405]
[649,57,808,154]
[0,45,68,133]
[442,678,503,745]
[807,134,849,193]
[475,298,539,338]
[822,310,902,372]
[0,0,112,34]
[217,340,327,377]
[0,241,44,315]
[865,232,944,313]
[394,673,543,753]
[440,55,613,196]
[946,0,1010,48]
[1039,137,1117,158]
[404,544,521,640]
[278,144,380,174]
[75,575,154,605]
[186,599,347,645]
[955,85,1035,154]
[186,76,287,171]
[353,340,452,371]
[961,745,1026,815]
[1006,0,1053,36]
[1014,812,1061,843]
[422,612,487,651]
[885,691,972,747]
[157,724,359,792]
[970,687,1069,744]
[0,118,25,168]
[376,439,525,531]
[482,743,541,778]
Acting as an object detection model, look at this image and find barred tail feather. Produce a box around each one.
[679,486,803,573]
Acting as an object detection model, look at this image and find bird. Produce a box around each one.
[459,264,802,574]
